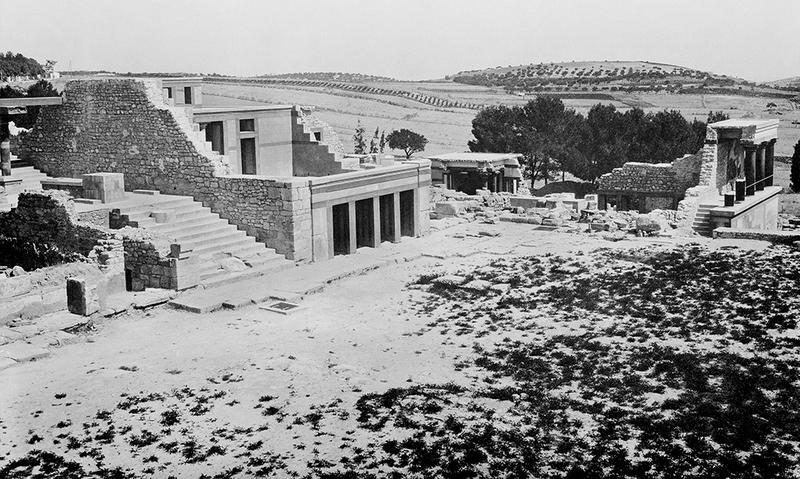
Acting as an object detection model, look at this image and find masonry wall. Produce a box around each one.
[20,79,310,260]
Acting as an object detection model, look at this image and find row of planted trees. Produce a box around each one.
[468,96,728,184]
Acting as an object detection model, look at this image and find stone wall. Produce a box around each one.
[20,79,229,191]
[214,176,312,261]
[20,79,310,260]
[121,228,180,291]
[597,153,701,196]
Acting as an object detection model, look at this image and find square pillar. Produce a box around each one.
[755,144,766,191]
[348,201,357,254]
[744,145,756,196]
[735,179,746,202]
[392,192,401,243]
[765,139,775,187]
[372,196,381,248]
[412,188,421,237]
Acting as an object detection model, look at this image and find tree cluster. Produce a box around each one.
[353,121,388,155]
[0,52,46,81]
[0,80,60,129]
[469,96,725,184]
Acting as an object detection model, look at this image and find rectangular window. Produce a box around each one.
[240,138,256,175]
[165,87,172,99]
[184,86,192,104]
[239,119,255,132]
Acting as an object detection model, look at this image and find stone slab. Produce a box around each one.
[0,326,23,343]
[0,357,18,371]
[0,342,50,362]
[132,289,174,309]
[9,324,45,338]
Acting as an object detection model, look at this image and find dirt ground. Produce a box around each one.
[0,224,673,477]
[3,221,796,478]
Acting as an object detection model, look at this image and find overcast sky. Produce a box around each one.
[1,0,798,82]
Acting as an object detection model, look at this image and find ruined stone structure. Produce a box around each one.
[20,78,430,263]
[428,152,522,195]
[596,154,701,212]
[597,119,781,234]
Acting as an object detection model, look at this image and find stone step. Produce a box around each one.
[196,249,281,276]
[118,197,196,215]
[126,206,213,224]
[150,214,224,233]
[191,236,257,256]
[170,223,235,242]
[180,229,249,250]
[200,258,294,289]
[120,200,204,218]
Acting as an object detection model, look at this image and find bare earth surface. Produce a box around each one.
[1,221,798,478]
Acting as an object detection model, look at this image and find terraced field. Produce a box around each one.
[204,81,800,158]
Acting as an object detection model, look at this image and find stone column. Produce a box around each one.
[348,201,357,254]
[755,143,766,191]
[392,192,401,243]
[765,139,775,187]
[744,144,756,196]
[372,196,381,247]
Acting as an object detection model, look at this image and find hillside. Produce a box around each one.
[448,60,751,93]
[767,76,800,91]
[257,72,397,83]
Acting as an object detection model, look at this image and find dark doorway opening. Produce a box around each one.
[379,194,394,243]
[241,138,256,175]
[125,269,132,292]
[184,86,193,104]
[201,121,224,154]
[355,198,375,248]
[399,190,415,237]
[332,203,350,256]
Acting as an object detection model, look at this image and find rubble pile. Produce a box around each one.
[430,186,683,239]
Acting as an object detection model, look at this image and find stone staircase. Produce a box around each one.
[113,192,294,288]
[692,200,722,236]
[4,158,49,209]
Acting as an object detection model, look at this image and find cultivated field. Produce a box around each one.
[203,81,800,158]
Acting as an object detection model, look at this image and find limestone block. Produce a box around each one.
[434,201,464,217]
[82,173,125,204]
[67,277,94,316]
[509,196,540,209]
[541,217,563,227]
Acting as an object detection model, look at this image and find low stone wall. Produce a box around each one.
[41,178,84,199]
[120,227,199,291]
[713,227,800,245]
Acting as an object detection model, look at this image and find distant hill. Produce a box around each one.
[448,60,749,93]
[765,76,800,91]
[257,72,397,83]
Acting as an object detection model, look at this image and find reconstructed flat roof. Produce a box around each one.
[709,119,779,129]
[428,152,522,162]
[193,105,294,115]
